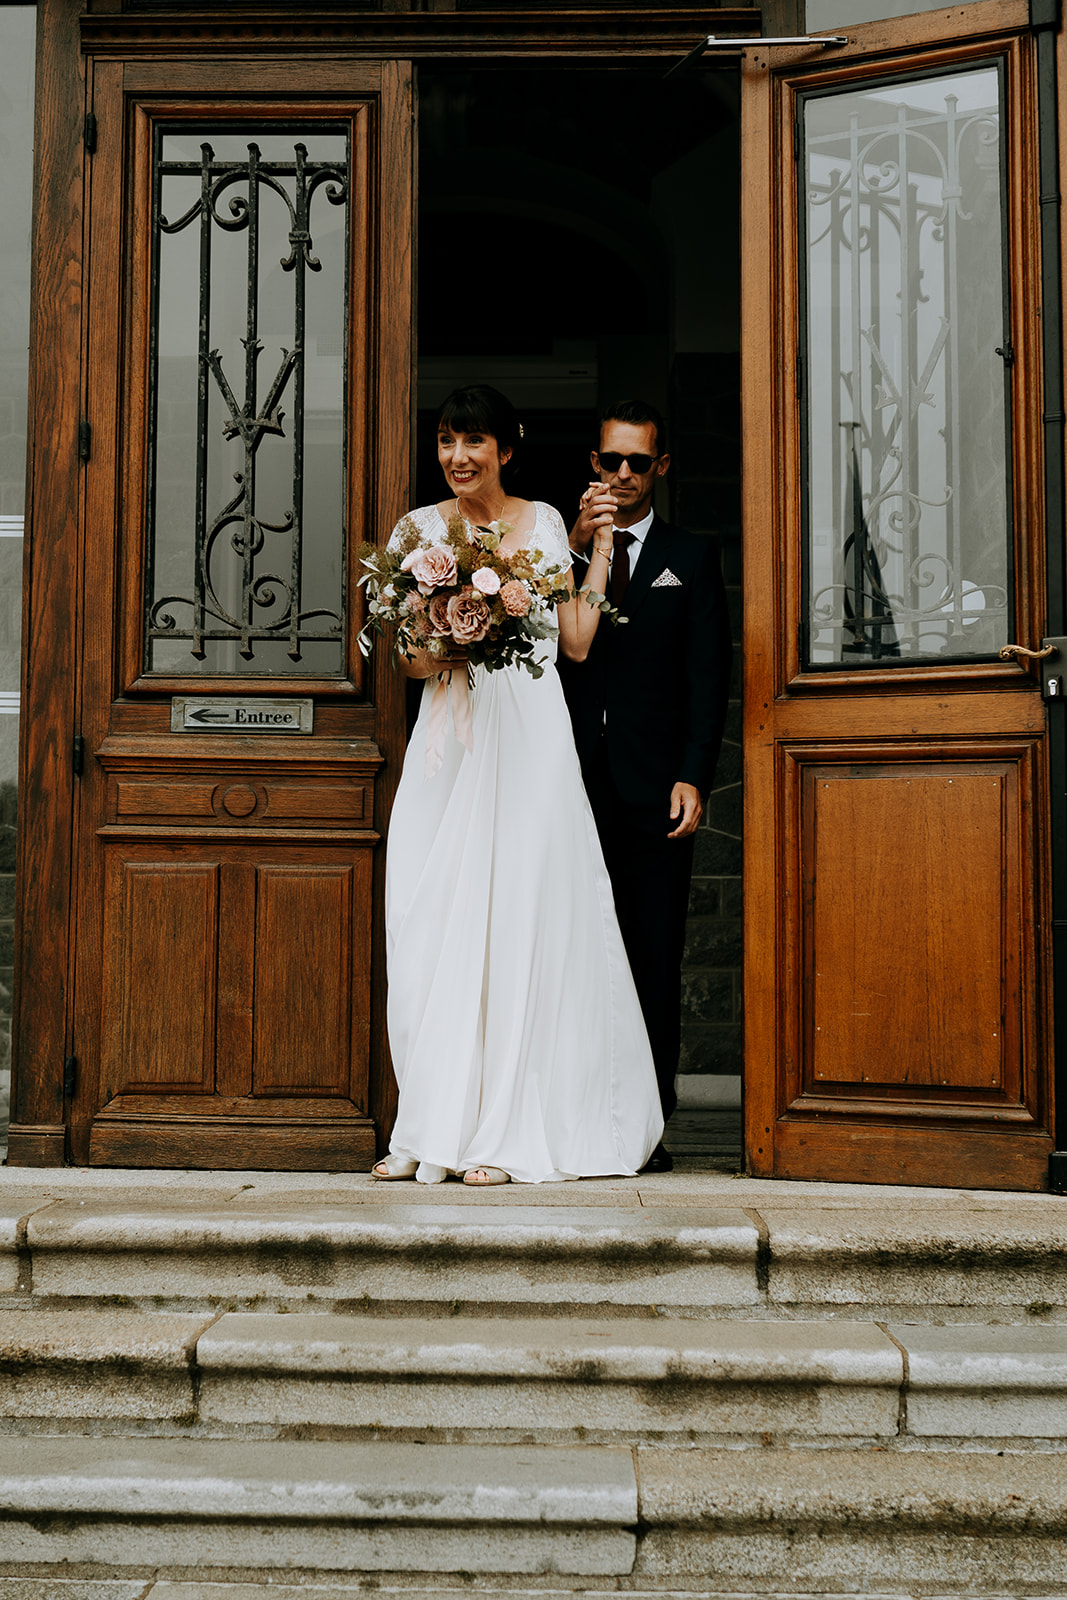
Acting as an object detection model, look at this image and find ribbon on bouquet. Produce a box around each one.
[425,668,474,778]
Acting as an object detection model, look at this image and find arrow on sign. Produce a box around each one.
[188,708,232,724]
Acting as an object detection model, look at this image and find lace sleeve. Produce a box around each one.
[534,502,572,572]
[387,504,436,555]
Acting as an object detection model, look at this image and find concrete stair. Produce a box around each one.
[4,1308,1067,1446]
[2,1438,1067,1588]
[6,1185,1067,1318]
[1,1168,1066,1593]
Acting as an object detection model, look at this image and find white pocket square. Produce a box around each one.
[651,568,683,588]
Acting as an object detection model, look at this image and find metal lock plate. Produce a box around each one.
[1042,639,1067,701]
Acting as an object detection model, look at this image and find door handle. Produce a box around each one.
[1000,638,1066,699]
[998,642,1057,661]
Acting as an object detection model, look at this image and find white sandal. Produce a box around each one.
[371,1154,418,1180]
[463,1166,510,1186]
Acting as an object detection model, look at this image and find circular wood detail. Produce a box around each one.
[220,784,259,818]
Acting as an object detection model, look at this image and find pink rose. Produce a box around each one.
[472,566,501,596]
[500,579,532,617]
[401,543,458,594]
[447,590,492,645]
[428,594,453,636]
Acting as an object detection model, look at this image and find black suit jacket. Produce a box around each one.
[558,514,733,811]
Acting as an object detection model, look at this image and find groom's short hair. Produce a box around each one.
[599,400,668,459]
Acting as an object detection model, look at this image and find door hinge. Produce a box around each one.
[78,421,91,462]
[72,734,84,776]
[84,112,97,154]
[995,342,1015,368]
[63,1055,77,1100]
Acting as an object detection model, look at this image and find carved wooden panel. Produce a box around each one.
[253,865,356,1096]
[115,781,216,819]
[758,734,1054,1188]
[803,763,1014,1094]
[91,838,376,1166]
[263,783,367,822]
[101,860,219,1096]
[111,773,370,828]
[780,739,1045,1129]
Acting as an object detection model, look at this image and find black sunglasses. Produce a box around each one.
[596,451,659,474]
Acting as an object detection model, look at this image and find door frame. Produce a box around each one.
[8,2,759,1166]
[740,0,1063,1190]
[12,0,1065,1182]
[10,13,422,1164]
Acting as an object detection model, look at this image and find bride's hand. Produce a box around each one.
[569,482,616,557]
[401,645,469,679]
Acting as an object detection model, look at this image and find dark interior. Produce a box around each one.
[415,64,745,1163]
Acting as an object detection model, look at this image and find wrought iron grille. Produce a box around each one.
[801,66,1011,665]
[145,128,349,676]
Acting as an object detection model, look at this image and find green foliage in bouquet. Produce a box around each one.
[357,514,623,681]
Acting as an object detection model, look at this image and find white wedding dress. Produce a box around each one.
[385,500,663,1183]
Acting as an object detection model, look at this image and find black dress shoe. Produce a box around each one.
[642,1142,673,1173]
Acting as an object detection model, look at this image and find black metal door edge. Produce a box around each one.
[1035,2,1067,1193]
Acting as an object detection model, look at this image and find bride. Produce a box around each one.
[374,384,663,1186]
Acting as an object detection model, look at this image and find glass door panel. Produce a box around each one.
[801,65,1010,666]
[148,128,349,677]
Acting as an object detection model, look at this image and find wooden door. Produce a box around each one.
[742,0,1057,1189]
[9,24,412,1167]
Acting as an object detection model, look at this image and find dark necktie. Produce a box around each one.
[610,530,634,608]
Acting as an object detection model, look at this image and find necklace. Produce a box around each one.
[458,495,507,532]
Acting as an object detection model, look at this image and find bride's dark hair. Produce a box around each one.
[437,384,523,482]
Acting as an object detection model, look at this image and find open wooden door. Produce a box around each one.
[9,19,412,1167]
[742,0,1057,1189]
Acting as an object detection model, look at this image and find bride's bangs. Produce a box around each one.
[437,393,496,442]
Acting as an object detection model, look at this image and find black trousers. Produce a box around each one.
[586,737,694,1124]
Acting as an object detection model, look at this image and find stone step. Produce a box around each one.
[0,1590,1008,1600]
[195,1311,900,1443]
[2,1307,1066,1446]
[1,1439,1066,1589]
[5,1191,1067,1317]
[14,1591,1055,1600]
[10,1201,760,1311]
[637,1447,1067,1592]
[0,1437,635,1576]
[0,1590,1009,1600]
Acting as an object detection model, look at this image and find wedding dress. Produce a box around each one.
[385,500,664,1183]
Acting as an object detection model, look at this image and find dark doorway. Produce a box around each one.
[415,64,744,1168]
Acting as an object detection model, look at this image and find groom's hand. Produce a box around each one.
[667,782,703,839]
[570,482,616,557]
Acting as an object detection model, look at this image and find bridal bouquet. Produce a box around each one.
[357,514,616,680]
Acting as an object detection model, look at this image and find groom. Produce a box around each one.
[558,400,733,1173]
